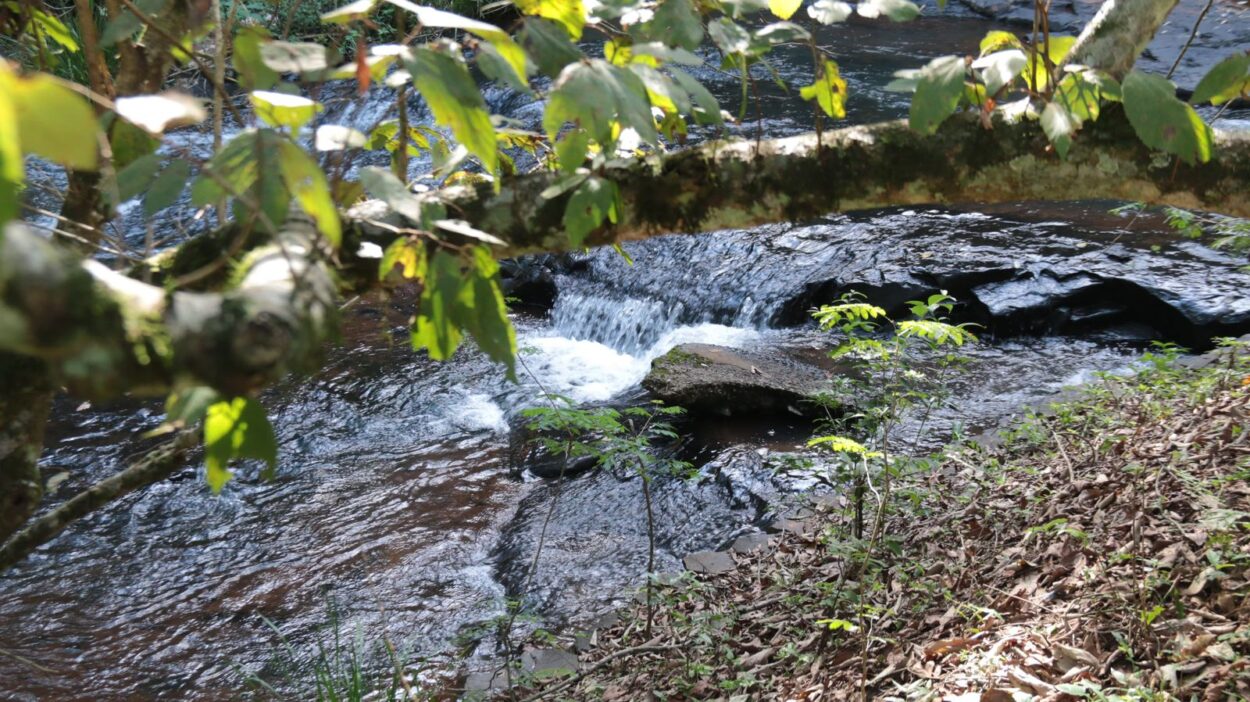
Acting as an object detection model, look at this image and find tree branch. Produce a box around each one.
[1065,0,1180,78]
[0,430,199,573]
[0,353,53,543]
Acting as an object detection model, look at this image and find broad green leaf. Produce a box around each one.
[191,130,264,206]
[465,246,517,379]
[768,0,801,19]
[630,43,702,67]
[554,129,590,170]
[166,386,221,427]
[277,140,342,247]
[143,158,191,216]
[563,176,619,248]
[478,41,531,92]
[670,68,724,125]
[21,5,79,51]
[1023,35,1075,92]
[520,18,585,78]
[326,55,396,82]
[10,72,98,170]
[383,0,529,87]
[513,0,585,40]
[971,49,1025,95]
[114,153,162,203]
[885,68,920,93]
[1040,101,1076,159]
[435,219,507,247]
[0,72,22,224]
[979,30,1022,56]
[321,0,378,23]
[544,59,658,148]
[412,249,465,360]
[315,124,368,151]
[649,0,704,51]
[1054,70,1109,125]
[630,64,691,114]
[204,397,278,493]
[1122,70,1213,165]
[1190,53,1250,106]
[800,59,848,119]
[857,0,920,21]
[259,41,330,74]
[359,165,423,222]
[115,93,208,135]
[909,55,966,134]
[109,119,158,171]
[708,18,752,54]
[808,0,852,24]
[251,91,322,137]
[380,237,427,280]
[233,26,280,91]
[754,22,810,46]
[405,47,498,174]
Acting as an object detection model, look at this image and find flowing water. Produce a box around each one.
[5,8,1250,700]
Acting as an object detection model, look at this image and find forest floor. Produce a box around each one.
[509,343,1250,702]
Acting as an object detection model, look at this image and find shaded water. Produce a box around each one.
[5,7,1250,700]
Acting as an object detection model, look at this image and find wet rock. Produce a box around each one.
[642,344,835,417]
[730,532,773,554]
[521,647,581,677]
[684,550,736,575]
[500,255,563,313]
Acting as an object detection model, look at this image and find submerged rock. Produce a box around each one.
[642,344,835,417]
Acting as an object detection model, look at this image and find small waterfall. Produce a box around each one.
[549,282,693,354]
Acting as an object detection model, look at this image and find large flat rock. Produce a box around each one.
[642,344,834,417]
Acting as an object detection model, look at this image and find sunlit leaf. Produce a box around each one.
[544,59,658,148]
[520,17,584,77]
[434,219,507,247]
[1023,34,1075,92]
[10,72,98,170]
[800,59,848,119]
[143,158,191,216]
[767,0,801,20]
[909,55,966,134]
[259,41,330,74]
[383,0,529,87]
[233,26,280,91]
[404,46,498,174]
[412,249,466,360]
[1040,101,1076,159]
[250,91,322,137]
[204,397,277,493]
[321,0,378,23]
[513,0,585,40]
[670,68,724,125]
[380,236,427,280]
[277,140,342,247]
[971,49,1025,95]
[708,17,752,54]
[359,165,423,221]
[1190,52,1250,106]
[979,29,1022,56]
[563,175,619,248]
[0,70,23,223]
[648,0,703,51]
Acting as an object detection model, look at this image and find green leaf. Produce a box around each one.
[648,0,704,51]
[0,71,23,224]
[768,0,802,19]
[405,47,498,175]
[909,55,966,134]
[520,18,585,78]
[856,0,920,21]
[191,130,262,207]
[1122,70,1213,165]
[1040,101,1076,159]
[109,118,159,171]
[1023,34,1075,92]
[277,139,342,247]
[670,68,724,125]
[800,59,848,119]
[465,246,517,378]
[233,26,280,91]
[359,166,424,224]
[412,249,466,360]
[971,49,1025,95]
[478,41,531,92]
[204,397,278,493]
[513,0,585,40]
[114,153,162,203]
[380,236,427,280]
[563,176,619,248]
[544,59,658,148]
[250,91,322,137]
[143,159,191,216]
[383,0,529,88]
[434,219,507,247]
[166,386,222,427]
[10,72,98,170]
[1190,52,1250,106]
[708,17,752,55]
[315,124,368,151]
[807,0,852,24]
[321,0,378,23]
[979,30,1022,56]
[20,5,79,51]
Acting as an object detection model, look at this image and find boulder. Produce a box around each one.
[642,344,833,417]
[684,550,736,575]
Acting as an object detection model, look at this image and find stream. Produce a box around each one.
[4,4,1250,699]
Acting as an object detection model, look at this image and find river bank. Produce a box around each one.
[509,341,1250,701]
